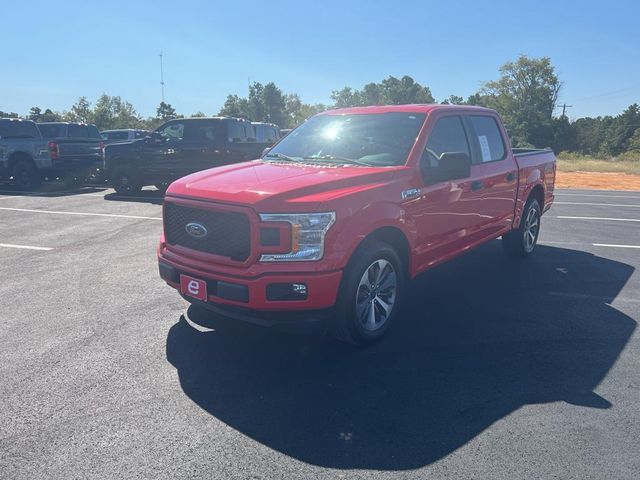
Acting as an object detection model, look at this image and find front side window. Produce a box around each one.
[112,131,129,140]
[424,116,470,167]
[158,122,185,140]
[266,112,426,166]
[468,115,505,162]
[0,121,40,138]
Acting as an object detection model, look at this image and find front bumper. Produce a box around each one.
[159,258,343,325]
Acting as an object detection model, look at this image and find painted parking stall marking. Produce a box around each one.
[554,216,640,223]
[0,243,53,251]
[0,206,161,220]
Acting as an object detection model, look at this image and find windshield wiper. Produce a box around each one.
[304,155,371,167]
[265,152,303,163]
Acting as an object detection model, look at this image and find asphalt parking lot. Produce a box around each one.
[1,186,639,479]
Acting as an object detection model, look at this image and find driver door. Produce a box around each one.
[404,114,481,272]
[142,120,186,182]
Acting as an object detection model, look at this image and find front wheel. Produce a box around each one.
[331,240,405,345]
[502,198,541,258]
[12,160,42,189]
[111,167,142,195]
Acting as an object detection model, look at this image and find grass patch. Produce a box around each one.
[557,151,640,175]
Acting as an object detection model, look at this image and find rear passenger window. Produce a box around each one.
[469,116,505,162]
[424,116,470,167]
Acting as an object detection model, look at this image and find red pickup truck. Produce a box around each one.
[158,104,555,344]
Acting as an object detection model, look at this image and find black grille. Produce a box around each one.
[164,203,251,261]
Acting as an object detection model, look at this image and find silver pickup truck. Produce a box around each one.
[0,119,105,189]
[0,118,50,188]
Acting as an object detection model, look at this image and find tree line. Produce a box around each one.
[2,55,638,160]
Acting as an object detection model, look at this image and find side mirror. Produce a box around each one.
[421,151,471,184]
[261,147,271,157]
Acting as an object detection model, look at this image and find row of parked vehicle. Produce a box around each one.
[0,117,283,192]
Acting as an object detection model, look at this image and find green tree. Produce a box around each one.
[600,104,640,155]
[284,94,325,127]
[248,82,265,121]
[331,75,434,108]
[330,87,361,108]
[92,94,142,130]
[262,82,286,126]
[628,128,640,151]
[28,106,42,121]
[441,95,465,105]
[1,110,19,118]
[219,94,251,119]
[28,106,62,123]
[190,111,207,117]
[476,55,561,147]
[156,101,177,121]
[67,96,93,123]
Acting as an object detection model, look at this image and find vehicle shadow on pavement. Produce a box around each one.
[0,184,108,197]
[103,190,164,205]
[165,242,636,470]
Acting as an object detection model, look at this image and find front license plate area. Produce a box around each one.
[180,274,208,301]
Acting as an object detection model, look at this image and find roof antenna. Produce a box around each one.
[159,52,165,103]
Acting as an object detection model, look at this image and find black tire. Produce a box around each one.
[12,160,42,189]
[502,198,541,258]
[331,239,405,345]
[111,167,142,195]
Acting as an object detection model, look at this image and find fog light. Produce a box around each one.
[266,283,308,301]
[292,283,307,294]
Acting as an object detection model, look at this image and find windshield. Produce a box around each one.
[266,112,426,166]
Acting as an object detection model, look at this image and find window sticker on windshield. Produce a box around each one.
[478,135,492,162]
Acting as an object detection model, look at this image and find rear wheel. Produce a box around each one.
[502,198,541,258]
[111,167,142,195]
[12,160,42,189]
[331,240,404,345]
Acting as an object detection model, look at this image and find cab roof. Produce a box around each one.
[320,103,497,116]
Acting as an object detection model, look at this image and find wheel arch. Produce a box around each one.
[8,151,36,171]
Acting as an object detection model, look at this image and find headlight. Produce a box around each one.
[259,212,336,262]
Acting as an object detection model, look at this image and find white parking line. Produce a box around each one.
[556,193,640,199]
[555,216,640,222]
[555,202,640,208]
[0,207,161,220]
[0,243,53,251]
[593,243,640,249]
[549,291,640,304]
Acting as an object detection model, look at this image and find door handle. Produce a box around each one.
[471,180,484,191]
[505,171,516,182]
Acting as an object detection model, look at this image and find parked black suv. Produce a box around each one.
[104,117,277,194]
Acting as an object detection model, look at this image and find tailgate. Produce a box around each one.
[57,139,103,160]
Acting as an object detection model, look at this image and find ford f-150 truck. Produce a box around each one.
[0,118,52,188]
[37,122,105,184]
[104,117,276,194]
[158,104,556,344]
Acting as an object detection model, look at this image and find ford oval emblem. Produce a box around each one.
[185,222,208,238]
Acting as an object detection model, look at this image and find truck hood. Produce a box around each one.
[166,160,402,210]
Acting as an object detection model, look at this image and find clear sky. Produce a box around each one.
[2,0,639,120]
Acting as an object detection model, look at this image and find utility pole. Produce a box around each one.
[159,52,165,104]
[558,103,573,117]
